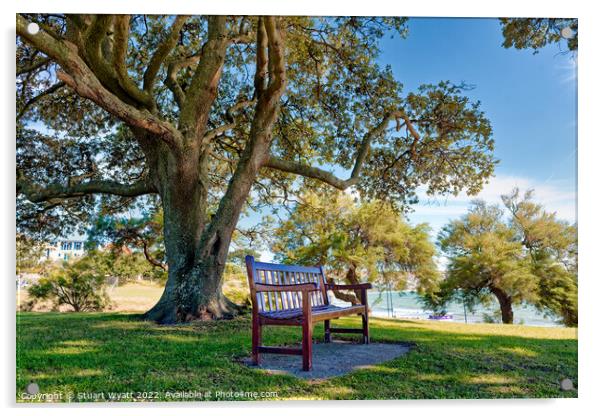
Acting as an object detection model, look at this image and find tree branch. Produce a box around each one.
[202,99,255,143]
[143,15,188,93]
[17,14,182,147]
[165,55,200,109]
[179,16,229,139]
[17,81,65,121]
[263,110,419,190]
[140,238,168,271]
[263,16,286,97]
[17,173,157,203]
[17,57,51,76]
[108,15,156,112]
[254,17,268,95]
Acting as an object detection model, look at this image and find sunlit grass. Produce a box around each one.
[16,312,577,402]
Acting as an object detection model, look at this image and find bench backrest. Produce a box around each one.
[245,255,329,313]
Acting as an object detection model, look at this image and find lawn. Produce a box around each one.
[16,312,577,402]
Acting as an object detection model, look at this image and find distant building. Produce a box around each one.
[43,239,86,262]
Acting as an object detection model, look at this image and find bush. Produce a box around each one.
[27,255,111,312]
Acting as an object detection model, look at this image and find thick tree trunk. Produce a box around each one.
[143,146,241,324]
[142,17,285,324]
[142,112,274,323]
[490,286,514,324]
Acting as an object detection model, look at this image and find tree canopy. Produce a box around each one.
[435,189,577,325]
[271,189,439,303]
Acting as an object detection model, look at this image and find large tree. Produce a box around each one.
[16,15,495,323]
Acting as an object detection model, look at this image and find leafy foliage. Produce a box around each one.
[271,189,439,302]
[434,189,577,326]
[16,15,496,233]
[500,18,578,53]
[16,234,47,274]
[27,253,112,312]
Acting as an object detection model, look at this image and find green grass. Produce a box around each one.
[16,312,577,402]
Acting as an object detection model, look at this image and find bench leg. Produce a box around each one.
[324,319,331,343]
[360,289,370,344]
[362,312,369,344]
[302,321,313,371]
[252,316,262,365]
[301,304,314,371]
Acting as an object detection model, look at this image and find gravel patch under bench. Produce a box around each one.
[244,341,412,380]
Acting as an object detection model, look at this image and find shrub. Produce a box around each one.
[27,255,111,312]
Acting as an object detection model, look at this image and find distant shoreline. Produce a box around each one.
[332,289,563,328]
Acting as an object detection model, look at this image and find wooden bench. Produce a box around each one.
[245,255,371,371]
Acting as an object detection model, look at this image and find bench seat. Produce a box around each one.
[259,304,366,321]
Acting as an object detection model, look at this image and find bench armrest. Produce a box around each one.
[255,282,319,292]
[326,283,372,291]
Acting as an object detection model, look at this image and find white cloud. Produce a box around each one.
[556,54,578,84]
[410,174,576,228]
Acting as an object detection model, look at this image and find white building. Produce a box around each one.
[43,239,86,262]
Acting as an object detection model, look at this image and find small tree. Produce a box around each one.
[27,253,111,312]
[438,201,536,324]
[272,190,439,303]
[502,189,577,326]
[436,189,577,325]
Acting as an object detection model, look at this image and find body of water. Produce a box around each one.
[331,290,561,327]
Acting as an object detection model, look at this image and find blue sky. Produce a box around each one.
[249,17,577,261]
[379,18,577,234]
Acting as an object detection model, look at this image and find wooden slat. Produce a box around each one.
[258,270,266,311]
[290,271,300,309]
[311,273,321,305]
[319,265,329,305]
[269,270,276,311]
[306,272,317,306]
[284,271,294,309]
[277,270,290,310]
[265,270,272,311]
[253,261,321,274]
[269,270,276,310]
[271,270,281,311]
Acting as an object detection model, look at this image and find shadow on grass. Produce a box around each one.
[16,312,577,401]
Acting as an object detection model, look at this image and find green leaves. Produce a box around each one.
[271,189,439,295]
[27,254,112,312]
[435,188,577,326]
[17,15,498,237]
[499,18,578,53]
